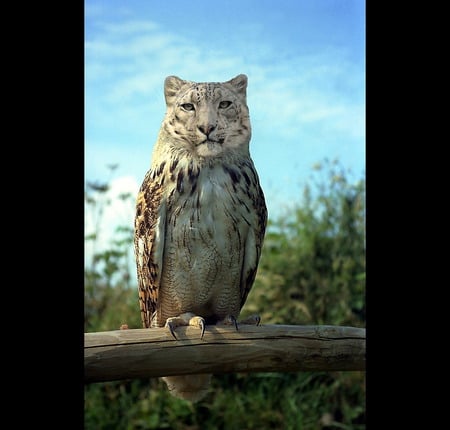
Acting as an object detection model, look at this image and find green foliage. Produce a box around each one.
[84,169,140,333]
[243,158,365,328]
[84,159,365,429]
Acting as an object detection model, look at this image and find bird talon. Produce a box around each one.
[166,321,178,339]
[232,316,238,331]
[255,316,261,326]
[219,315,239,330]
[199,319,205,339]
[238,314,261,326]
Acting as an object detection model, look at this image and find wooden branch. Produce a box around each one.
[85,324,365,383]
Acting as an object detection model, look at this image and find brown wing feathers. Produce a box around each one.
[134,171,164,328]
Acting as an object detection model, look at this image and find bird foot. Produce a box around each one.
[165,312,206,339]
[217,315,261,331]
[239,314,261,326]
[217,314,261,331]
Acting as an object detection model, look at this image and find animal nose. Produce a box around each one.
[198,124,216,136]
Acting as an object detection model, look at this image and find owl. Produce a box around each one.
[134,74,267,402]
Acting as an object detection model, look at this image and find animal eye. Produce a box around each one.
[181,103,195,111]
[219,101,232,109]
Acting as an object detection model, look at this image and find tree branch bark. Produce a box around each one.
[84,324,365,383]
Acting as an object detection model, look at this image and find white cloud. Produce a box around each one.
[248,61,364,142]
[85,175,140,265]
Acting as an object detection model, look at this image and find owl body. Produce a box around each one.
[134,74,267,401]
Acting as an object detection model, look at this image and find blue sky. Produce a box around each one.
[85,0,365,246]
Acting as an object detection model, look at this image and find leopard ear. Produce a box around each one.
[227,74,248,97]
[164,76,189,107]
